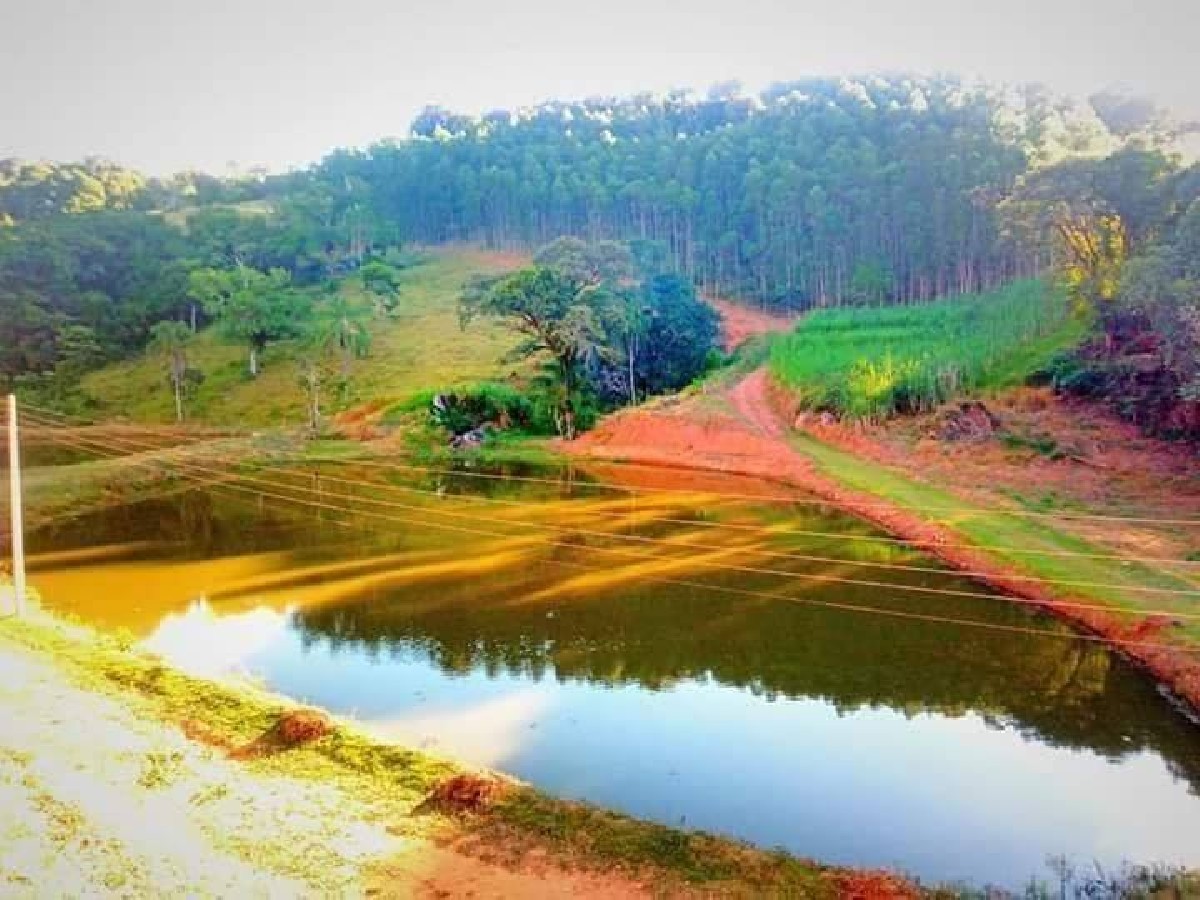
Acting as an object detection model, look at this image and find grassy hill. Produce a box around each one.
[80,249,526,427]
[769,279,1087,420]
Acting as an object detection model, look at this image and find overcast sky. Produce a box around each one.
[3,0,1197,174]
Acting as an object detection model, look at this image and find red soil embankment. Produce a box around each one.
[565,369,1200,714]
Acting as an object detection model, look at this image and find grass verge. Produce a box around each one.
[790,433,1200,646]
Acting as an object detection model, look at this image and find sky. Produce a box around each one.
[3,0,1198,175]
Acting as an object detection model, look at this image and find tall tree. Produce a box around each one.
[148,320,193,422]
[319,292,372,378]
[188,266,302,376]
[461,266,611,439]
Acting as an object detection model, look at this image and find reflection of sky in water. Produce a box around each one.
[145,601,1200,888]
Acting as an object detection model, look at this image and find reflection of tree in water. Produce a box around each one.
[292,577,1200,794]
[28,476,1200,793]
[28,489,346,560]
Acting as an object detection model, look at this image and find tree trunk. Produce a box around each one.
[627,334,637,407]
[306,368,321,431]
[249,346,259,378]
[172,376,183,423]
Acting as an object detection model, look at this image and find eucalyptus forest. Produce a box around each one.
[3,76,1197,435]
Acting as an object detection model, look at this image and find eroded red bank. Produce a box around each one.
[561,369,1200,716]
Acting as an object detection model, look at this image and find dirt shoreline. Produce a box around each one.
[560,369,1200,720]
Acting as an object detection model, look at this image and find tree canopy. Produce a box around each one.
[1,75,1194,435]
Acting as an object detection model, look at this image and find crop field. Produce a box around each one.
[768,280,1085,420]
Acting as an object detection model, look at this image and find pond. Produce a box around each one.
[22,460,1200,888]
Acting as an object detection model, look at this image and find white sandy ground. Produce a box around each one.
[0,631,658,899]
[0,646,401,898]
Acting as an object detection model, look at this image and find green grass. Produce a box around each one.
[791,434,1200,645]
[769,280,1087,421]
[79,249,526,427]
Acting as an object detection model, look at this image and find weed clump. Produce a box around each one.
[422,773,507,814]
[273,709,334,747]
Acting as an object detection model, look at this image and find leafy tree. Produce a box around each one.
[319,292,372,378]
[534,237,634,284]
[0,159,149,222]
[360,260,402,313]
[631,274,719,395]
[188,266,303,376]
[148,320,194,422]
[1057,214,1128,315]
[533,237,639,402]
[294,322,339,432]
[461,266,610,439]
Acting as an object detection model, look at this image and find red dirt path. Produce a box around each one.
[707,298,794,351]
[565,369,1200,714]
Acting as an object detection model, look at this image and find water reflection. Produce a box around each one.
[24,467,1200,886]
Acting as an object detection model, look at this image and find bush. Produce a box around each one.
[428,382,535,435]
[1035,351,1111,397]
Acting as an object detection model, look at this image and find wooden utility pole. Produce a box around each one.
[7,395,26,617]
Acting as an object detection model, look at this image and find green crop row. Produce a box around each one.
[768,280,1085,420]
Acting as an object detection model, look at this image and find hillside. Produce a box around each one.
[78,249,526,427]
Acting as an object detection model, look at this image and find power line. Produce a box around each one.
[27,423,1200,655]
[16,402,1200,571]
[23,416,1200,625]
[19,409,1200,604]
[19,400,1200,527]
[61,422,1200,599]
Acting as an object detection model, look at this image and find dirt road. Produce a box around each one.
[728,369,786,438]
[707,299,793,352]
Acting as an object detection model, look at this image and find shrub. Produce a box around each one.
[429,382,535,435]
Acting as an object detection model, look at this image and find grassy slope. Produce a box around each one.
[759,280,1200,641]
[80,249,524,427]
[790,434,1200,645]
[0,613,838,897]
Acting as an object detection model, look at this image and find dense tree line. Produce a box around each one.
[0,213,191,383]
[0,158,285,224]
[1,75,1193,430]
[0,190,397,389]
[312,76,1144,308]
[1033,150,1200,435]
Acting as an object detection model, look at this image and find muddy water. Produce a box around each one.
[22,462,1200,887]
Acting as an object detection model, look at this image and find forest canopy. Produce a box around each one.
[1,75,1196,435]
